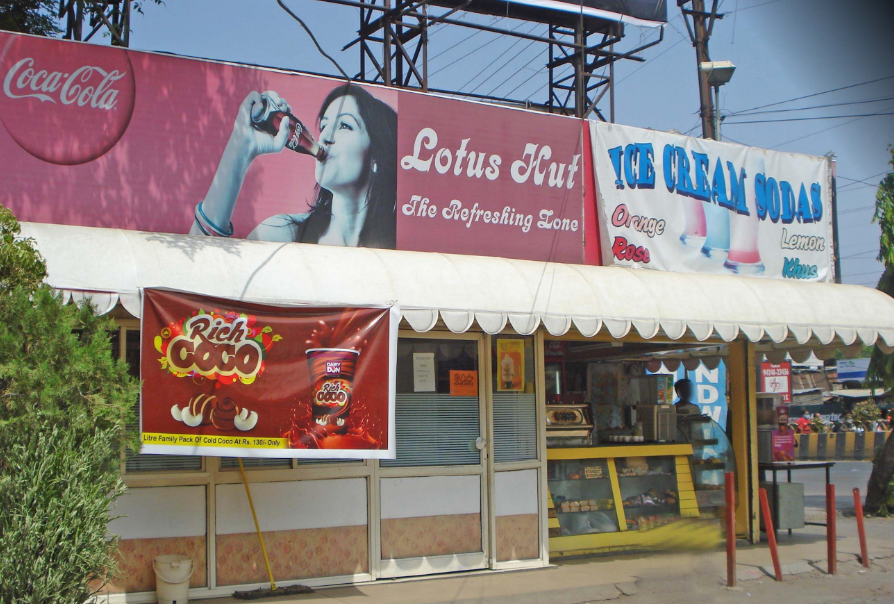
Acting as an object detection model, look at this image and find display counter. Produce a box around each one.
[547,444,704,556]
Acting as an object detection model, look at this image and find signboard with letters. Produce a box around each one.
[589,122,834,282]
[140,288,397,459]
[761,361,793,404]
[0,31,584,264]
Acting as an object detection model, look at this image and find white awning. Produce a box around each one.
[20,222,894,352]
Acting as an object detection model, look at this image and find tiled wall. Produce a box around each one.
[495,469,540,562]
[380,475,483,559]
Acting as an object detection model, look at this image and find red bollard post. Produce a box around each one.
[853,488,870,568]
[826,483,837,575]
[759,488,783,581]
[725,472,736,587]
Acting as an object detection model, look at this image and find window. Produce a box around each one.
[382,339,480,468]
[492,337,538,463]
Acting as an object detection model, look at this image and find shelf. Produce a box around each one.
[616,473,675,479]
[688,438,719,445]
[555,508,617,515]
[622,504,678,513]
[548,477,610,483]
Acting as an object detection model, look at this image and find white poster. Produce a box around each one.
[413,352,436,392]
[589,122,834,282]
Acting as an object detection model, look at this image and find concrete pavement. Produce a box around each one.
[197,508,894,604]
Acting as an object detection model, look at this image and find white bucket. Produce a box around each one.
[153,555,193,604]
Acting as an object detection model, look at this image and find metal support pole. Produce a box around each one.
[759,488,783,581]
[574,21,585,117]
[421,2,428,91]
[714,85,721,141]
[725,472,737,587]
[826,483,837,575]
[689,0,716,140]
[854,488,870,568]
[609,42,615,123]
[382,0,392,86]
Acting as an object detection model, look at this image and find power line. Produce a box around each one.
[614,37,686,87]
[845,270,884,278]
[726,0,784,13]
[837,170,891,189]
[725,111,894,125]
[460,23,541,94]
[769,103,894,150]
[482,41,544,98]
[727,74,894,116]
[428,15,504,64]
[732,96,894,117]
[429,19,532,78]
[841,249,880,259]
[838,205,876,216]
[503,62,548,98]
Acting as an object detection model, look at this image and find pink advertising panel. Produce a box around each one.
[0,31,584,264]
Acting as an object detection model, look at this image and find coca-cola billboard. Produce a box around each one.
[0,34,135,164]
[0,31,584,264]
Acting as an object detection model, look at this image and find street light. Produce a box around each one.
[699,60,736,141]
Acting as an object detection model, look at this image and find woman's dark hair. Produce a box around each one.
[297,84,397,248]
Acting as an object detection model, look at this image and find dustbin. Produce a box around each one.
[153,555,193,604]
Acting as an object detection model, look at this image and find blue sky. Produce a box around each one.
[123,0,893,285]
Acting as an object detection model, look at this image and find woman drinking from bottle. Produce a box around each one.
[192,83,397,248]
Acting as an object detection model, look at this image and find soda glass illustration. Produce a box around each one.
[724,193,764,275]
[701,202,730,259]
[679,198,706,248]
[501,353,516,390]
[306,348,360,428]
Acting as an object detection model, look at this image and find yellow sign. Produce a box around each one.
[496,339,525,392]
[141,432,289,449]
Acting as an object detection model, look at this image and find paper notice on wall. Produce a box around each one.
[450,370,478,396]
[413,352,436,392]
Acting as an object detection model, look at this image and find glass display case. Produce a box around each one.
[547,458,619,537]
[546,444,705,556]
[676,416,736,512]
[616,456,681,531]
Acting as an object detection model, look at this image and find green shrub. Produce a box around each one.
[0,424,126,604]
[852,400,882,430]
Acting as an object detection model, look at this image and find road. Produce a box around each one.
[775,461,874,510]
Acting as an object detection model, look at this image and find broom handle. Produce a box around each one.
[238,457,277,591]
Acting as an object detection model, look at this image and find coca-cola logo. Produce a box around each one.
[0,33,135,165]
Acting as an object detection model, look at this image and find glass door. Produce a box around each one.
[377,334,488,578]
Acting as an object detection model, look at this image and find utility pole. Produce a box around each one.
[680,0,724,140]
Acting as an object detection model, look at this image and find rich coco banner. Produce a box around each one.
[140,289,398,459]
[589,122,834,281]
[0,31,584,264]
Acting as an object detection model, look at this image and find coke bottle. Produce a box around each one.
[251,94,327,161]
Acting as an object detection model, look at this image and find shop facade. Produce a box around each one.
[4,28,894,602]
[19,224,894,601]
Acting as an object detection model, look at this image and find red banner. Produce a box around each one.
[140,289,397,459]
[0,31,584,264]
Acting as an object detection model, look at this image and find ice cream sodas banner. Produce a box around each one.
[140,289,398,459]
[0,31,585,264]
[589,122,834,281]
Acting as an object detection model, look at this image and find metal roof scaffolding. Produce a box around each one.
[58,0,132,47]
[331,0,665,118]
